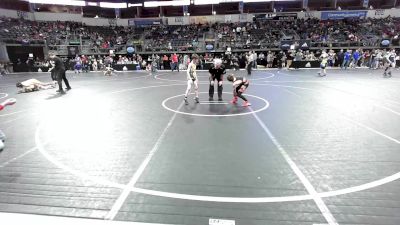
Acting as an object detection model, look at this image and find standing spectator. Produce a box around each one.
[245,52,252,75]
[26,57,34,72]
[286,50,294,70]
[375,50,383,69]
[232,54,239,71]
[199,55,204,70]
[0,63,6,75]
[171,53,179,72]
[74,55,82,74]
[328,50,335,67]
[252,51,258,69]
[342,50,351,70]
[258,52,265,67]
[351,50,360,68]
[92,59,98,71]
[294,50,303,69]
[363,50,370,67]
[370,50,377,69]
[336,49,344,68]
[81,55,89,73]
[162,55,169,70]
[267,51,274,68]
[281,52,287,68]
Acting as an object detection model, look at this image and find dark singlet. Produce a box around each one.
[235,77,249,92]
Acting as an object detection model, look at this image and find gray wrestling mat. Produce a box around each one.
[0,68,399,225]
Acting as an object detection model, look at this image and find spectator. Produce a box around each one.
[342,50,352,70]
[171,53,179,72]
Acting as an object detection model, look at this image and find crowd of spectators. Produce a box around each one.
[0,17,142,50]
[6,47,398,74]
[1,16,399,53]
[143,24,206,52]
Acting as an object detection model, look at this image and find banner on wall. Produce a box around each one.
[167,17,189,25]
[17,11,28,19]
[275,13,297,20]
[190,16,208,24]
[304,11,315,18]
[254,13,297,21]
[375,9,385,16]
[280,40,310,50]
[128,18,162,27]
[321,11,367,20]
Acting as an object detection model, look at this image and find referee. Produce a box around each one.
[49,52,71,94]
[208,58,226,101]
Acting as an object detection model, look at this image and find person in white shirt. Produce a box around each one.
[267,51,274,68]
[383,49,396,78]
[184,54,200,105]
[318,50,329,77]
[246,52,253,75]
[92,60,98,71]
[252,51,258,69]
[236,27,241,33]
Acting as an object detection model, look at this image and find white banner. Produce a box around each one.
[167,16,189,25]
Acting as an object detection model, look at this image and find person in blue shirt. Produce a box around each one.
[342,50,351,70]
[351,50,360,68]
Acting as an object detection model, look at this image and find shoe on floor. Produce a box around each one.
[243,101,251,107]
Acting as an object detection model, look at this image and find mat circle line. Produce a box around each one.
[0,93,8,100]
[162,92,269,117]
[34,82,400,203]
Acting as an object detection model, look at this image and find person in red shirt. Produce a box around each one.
[81,55,89,73]
[171,53,179,72]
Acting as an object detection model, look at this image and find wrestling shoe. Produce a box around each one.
[2,98,16,107]
[243,101,251,107]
